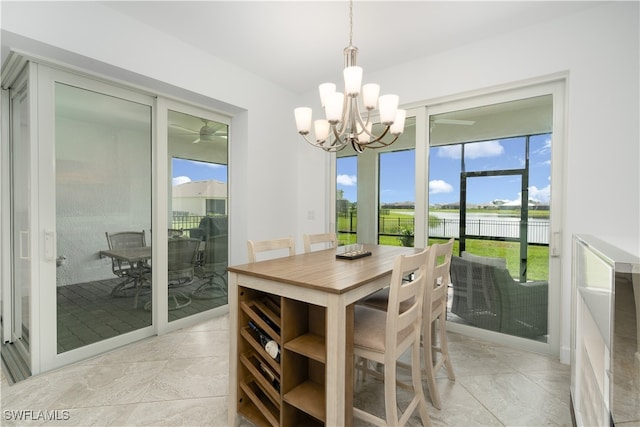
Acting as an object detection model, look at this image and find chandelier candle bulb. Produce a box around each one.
[315,120,330,141]
[344,66,363,96]
[294,107,312,134]
[378,94,399,125]
[357,122,372,143]
[325,92,345,124]
[319,83,336,108]
[390,109,407,135]
[362,83,380,110]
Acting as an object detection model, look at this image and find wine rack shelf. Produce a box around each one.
[237,287,327,426]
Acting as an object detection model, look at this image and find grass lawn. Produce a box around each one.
[339,208,549,281]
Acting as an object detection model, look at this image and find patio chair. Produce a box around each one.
[193,234,228,299]
[165,238,200,310]
[105,230,150,302]
[449,253,548,338]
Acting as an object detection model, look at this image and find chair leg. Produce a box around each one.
[423,320,441,410]
[384,357,399,426]
[438,314,455,381]
[412,337,432,427]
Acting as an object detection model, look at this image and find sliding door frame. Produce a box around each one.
[423,76,566,357]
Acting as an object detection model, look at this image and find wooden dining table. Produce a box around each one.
[227,244,419,426]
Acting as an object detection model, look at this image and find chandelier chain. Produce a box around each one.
[349,0,353,46]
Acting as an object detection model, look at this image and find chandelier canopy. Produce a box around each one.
[294,0,406,153]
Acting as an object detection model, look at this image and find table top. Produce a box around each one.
[100,246,152,262]
[228,244,419,294]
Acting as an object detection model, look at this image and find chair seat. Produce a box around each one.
[361,287,415,313]
[354,305,412,352]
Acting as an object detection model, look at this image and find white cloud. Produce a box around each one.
[429,179,453,194]
[337,174,357,186]
[437,140,504,159]
[437,145,461,159]
[528,184,550,203]
[173,176,191,186]
[465,140,504,158]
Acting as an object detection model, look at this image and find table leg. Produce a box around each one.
[326,295,351,426]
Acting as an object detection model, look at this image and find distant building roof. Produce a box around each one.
[173,180,227,198]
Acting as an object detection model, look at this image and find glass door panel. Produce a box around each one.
[167,109,228,322]
[55,82,152,353]
[378,149,415,246]
[11,76,31,360]
[429,118,551,343]
[336,155,357,245]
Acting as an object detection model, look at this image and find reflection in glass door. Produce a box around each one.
[167,109,229,322]
[55,82,152,353]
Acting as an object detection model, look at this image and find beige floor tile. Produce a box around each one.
[459,372,572,426]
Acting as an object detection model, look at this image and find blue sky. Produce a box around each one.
[337,134,552,205]
[172,158,227,186]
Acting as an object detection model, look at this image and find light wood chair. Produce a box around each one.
[353,247,431,426]
[247,237,296,262]
[422,238,456,409]
[303,232,337,253]
[360,238,456,410]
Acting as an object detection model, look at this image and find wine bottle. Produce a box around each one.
[248,321,280,362]
[259,362,280,391]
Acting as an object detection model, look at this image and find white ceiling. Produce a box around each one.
[101,1,601,94]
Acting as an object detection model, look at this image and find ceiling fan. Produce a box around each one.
[432,118,476,126]
[169,119,227,143]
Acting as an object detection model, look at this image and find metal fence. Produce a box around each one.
[178,213,550,245]
[338,213,550,245]
[172,214,205,231]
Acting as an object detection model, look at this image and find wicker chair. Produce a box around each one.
[449,254,548,338]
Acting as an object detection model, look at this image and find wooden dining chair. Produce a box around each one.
[352,247,431,426]
[421,238,456,409]
[247,237,296,262]
[303,232,337,253]
[360,238,456,410]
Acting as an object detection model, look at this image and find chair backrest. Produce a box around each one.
[425,238,454,318]
[303,232,337,253]
[105,231,146,275]
[385,247,430,350]
[247,237,296,262]
[106,231,146,250]
[168,238,200,276]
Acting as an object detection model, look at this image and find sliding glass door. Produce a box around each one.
[427,84,565,356]
[35,65,156,373]
[166,107,229,322]
[54,81,153,353]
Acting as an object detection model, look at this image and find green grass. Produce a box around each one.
[338,208,549,281]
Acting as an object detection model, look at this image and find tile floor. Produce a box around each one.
[1,313,572,426]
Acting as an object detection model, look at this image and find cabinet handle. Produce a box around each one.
[19,230,29,260]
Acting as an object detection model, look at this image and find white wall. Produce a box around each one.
[3,2,639,360]
[296,2,640,361]
[1,1,301,265]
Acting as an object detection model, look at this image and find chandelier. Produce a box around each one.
[294,0,406,153]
